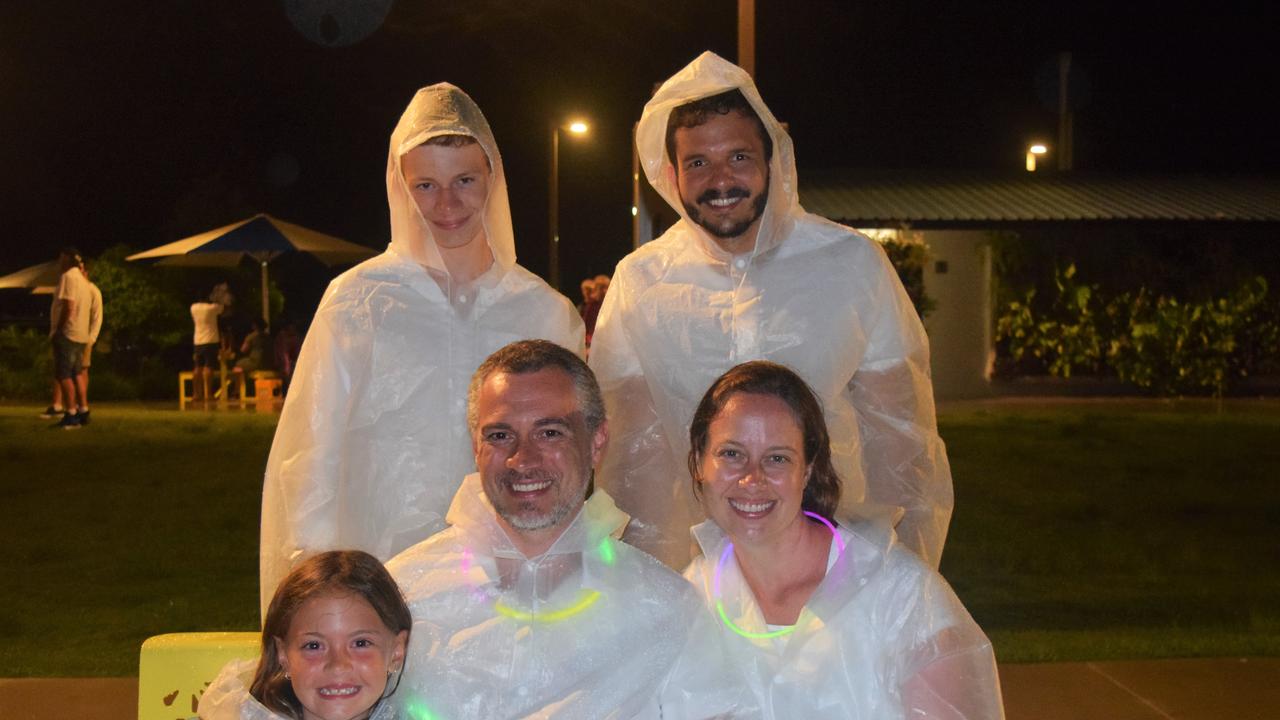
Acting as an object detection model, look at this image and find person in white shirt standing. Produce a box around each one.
[41,256,102,425]
[190,290,225,402]
[47,247,94,429]
[73,260,104,426]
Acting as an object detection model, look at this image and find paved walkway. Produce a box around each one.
[999,658,1280,719]
[3,658,1278,719]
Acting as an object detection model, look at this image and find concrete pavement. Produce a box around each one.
[3,657,1279,719]
[999,658,1280,719]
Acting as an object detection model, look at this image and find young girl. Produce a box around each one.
[200,550,411,720]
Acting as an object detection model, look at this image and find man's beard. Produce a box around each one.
[491,469,578,532]
[682,178,769,240]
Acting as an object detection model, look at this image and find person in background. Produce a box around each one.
[210,280,236,361]
[582,273,610,349]
[234,317,271,374]
[271,319,302,395]
[42,256,101,426]
[592,273,610,300]
[46,247,93,429]
[577,277,595,315]
[191,289,225,402]
[74,260,103,425]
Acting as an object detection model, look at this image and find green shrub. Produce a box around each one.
[881,235,937,319]
[0,327,51,401]
[996,264,1107,378]
[1109,278,1271,396]
[996,269,1279,397]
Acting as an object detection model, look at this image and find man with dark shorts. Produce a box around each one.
[48,248,93,429]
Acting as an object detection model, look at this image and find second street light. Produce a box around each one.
[1025,142,1048,172]
[549,118,589,291]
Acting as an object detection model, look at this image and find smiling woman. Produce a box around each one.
[660,360,1005,719]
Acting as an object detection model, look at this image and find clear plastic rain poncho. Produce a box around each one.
[589,52,952,570]
[659,515,1004,719]
[386,474,699,720]
[198,658,400,720]
[260,84,584,615]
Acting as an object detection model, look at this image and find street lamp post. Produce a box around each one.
[549,119,589,290]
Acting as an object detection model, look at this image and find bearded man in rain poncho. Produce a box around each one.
[260,85,584,615]
[387,340,698,720]
[589,52,954,570]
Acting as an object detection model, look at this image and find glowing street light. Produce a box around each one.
[1026,143,1048,172]
[549,118,591,290]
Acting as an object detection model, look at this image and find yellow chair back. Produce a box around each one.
[137,632,260,720]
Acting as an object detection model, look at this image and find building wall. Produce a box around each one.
[921,230,993,399]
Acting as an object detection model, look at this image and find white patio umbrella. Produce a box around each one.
[127,214,375,325]
[0,260,62,294]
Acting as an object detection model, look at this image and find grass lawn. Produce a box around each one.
[0,404,272,677]
[940,398,1280,663]
[1,398,1279,676]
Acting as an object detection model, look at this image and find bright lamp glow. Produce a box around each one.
[1025,143,1049,172]
[568,121,589,135]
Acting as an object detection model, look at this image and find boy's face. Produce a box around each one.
[401,142,491,250]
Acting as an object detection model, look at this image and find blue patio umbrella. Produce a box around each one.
[127,214,375,325]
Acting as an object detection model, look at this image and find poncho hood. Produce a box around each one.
[385,83,517,276]
[635,51,801,260]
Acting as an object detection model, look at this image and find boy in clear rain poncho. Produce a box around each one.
[589,52,953,570]
[260,84,584,615]
[387,340,698,720]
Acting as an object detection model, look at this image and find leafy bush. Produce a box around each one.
[1109,278,1271,396]
[91,245,189,373]
[878,233,936,319]
[997,264,1106,378]
[996,267,1280,396]
[0,326,52,401]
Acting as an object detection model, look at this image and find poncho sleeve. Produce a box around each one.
[848,243,954,569]
[588,266,693,568]
[889,553,1005,719]
[259,297,360,616]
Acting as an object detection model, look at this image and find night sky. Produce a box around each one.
[2,1,1275,311]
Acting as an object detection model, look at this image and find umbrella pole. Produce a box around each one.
[260,260,270,329]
